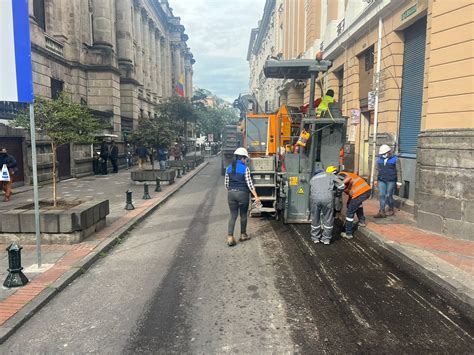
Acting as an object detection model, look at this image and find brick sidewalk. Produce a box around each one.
[0,160,207,329]
[347,197,474,307]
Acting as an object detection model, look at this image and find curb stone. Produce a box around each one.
[354,225,474,319]
[0,161,209,344]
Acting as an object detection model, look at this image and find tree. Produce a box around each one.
[14,92,102,206]
[196,105,239,141]
[129,116,161,170]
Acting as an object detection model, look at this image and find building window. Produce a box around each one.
[33,0,46,31]
[364,46,374,72]
[51,78,64,100]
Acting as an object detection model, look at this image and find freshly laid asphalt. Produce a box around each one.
[3,157,474,353]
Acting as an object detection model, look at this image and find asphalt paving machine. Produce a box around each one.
[241,59,347,223]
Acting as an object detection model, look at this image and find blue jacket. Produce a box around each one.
[226,161,249,192]
[377,155,398,182]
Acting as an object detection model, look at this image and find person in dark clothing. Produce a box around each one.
[374,144,402,218]
[224,147,261,247]
[157,147,168,170]
[0,147,18,202]
[110,140,119,173]
[136,146,148,170]
[99,140,109,175]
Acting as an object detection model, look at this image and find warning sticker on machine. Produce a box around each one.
[297,187,305,194]
[289,176,298,186]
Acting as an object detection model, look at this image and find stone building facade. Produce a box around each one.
[0,0,194,185]
[248,0,473,240]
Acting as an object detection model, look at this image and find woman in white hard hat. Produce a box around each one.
[374,144,402,218]
[224,147,261,246]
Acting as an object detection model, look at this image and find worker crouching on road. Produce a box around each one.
[374,144,402,218]
[338,171,371,239]
[310,166,345,245]
[224,148,261,247]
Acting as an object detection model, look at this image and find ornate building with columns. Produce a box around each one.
[25,0,194,135]
[0,0,194,185]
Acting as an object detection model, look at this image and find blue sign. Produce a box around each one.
[0,0,34,103]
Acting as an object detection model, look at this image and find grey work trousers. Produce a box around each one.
[311,199,334,242]
[227,190,250,236]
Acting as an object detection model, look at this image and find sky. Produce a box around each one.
[170,0,266,102]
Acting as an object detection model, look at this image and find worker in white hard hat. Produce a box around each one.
[374,144,402,218]
[224,147,261,247]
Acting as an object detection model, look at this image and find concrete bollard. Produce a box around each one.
[125,190,135,210]
[155,177,162,192]
[142,182,151,199]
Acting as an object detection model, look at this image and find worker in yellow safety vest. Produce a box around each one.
[316,89,335,117]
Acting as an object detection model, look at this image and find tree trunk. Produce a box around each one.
[52,143,58,207]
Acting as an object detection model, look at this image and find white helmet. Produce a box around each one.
[379,144,392,155]
[234,147,249,158]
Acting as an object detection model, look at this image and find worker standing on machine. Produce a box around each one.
[338,171,371,239]
[309,166,345,245]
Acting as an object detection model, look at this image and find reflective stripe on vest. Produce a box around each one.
[341,171,371,199]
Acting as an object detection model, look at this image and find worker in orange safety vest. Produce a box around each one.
[337,171,371,239]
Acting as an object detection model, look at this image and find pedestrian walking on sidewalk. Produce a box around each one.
[136,146,148,170]
[338,171,371,239]
[309,166,345,245]
[99,140,109,175]
[157,146,168,170]
[110,140,119,173]
[224,147,261,247]
[0,147,17,202]
[374,144,402,218]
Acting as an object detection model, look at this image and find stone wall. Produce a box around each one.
[415,129,474,241]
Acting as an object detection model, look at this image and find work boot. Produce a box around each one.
[227,236,236,247]
[340,232,353,239]
[239,233,250,242]
[374,211,386,218]
[358,221,367,227]
[387,208,395,216]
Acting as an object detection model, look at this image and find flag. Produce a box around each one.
[0,0,34,103]
[175,74,185,97]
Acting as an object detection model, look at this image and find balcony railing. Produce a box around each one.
[337,19,345,36]
[0,101,28,120]
[45,34,64,57]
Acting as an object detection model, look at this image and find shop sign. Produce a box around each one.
[350,109,361,125]
[368,91,376,110]
[401,4,417,21]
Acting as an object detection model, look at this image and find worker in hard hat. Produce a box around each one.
[224,147,261,247]
[316,89,335,117]
[338,170,372,239]
[309,166,345,245]
[374,144,402,218]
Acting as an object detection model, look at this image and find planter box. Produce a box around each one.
[131,169,176,184]
[0,199,109,244]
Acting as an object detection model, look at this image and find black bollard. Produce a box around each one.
[143,182,151,199]
[3,244,29,288]
[125,190,135,210]
[155,177,162,192]
[177,168,182,178]
[182,165,187,175]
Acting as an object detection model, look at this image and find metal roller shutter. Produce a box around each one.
[399,17,427,156]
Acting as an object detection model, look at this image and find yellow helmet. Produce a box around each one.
[326,166,338,174]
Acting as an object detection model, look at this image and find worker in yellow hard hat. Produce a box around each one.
[326,166,338,174]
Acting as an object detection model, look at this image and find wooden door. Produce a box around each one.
[1,137,24,186]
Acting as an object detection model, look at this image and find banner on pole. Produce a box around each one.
[0,0,34,103]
